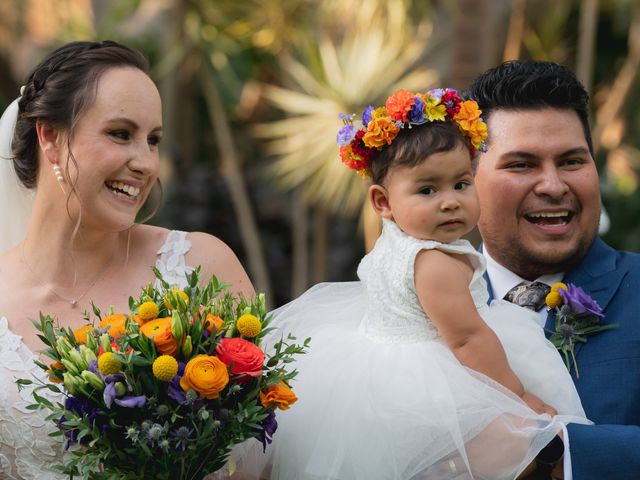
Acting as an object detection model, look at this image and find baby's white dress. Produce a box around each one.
[237,219,589,480]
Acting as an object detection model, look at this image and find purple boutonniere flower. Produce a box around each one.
[559,284,604,319]
[547,282,616,378]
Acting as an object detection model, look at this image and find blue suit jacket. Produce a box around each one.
[485,237,640,479]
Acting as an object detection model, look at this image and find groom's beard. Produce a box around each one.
[480,226,597,281]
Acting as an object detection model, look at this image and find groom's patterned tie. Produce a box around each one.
[503,281,551,311]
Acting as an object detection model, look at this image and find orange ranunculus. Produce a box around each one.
[216,337,264,382]
[362,116,400,149]
[99,314,127,339]
[204,314,224,334]
[74,325,93,344]
[140,317,178,356]
[179,355,229,399]
[260,382,298,410]
[385,89,415,123]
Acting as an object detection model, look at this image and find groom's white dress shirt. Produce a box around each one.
[482,248,572,480]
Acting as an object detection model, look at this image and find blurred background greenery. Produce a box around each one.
[1,0,639,307]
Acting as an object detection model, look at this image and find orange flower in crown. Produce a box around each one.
[336,88,488,177]
[385,89,416,123]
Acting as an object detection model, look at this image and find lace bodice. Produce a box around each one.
[357,219,489,344]
[155,230,194,289]
[0,230,192,479]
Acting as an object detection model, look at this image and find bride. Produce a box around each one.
[0,40,253,479]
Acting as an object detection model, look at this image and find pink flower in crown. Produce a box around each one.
[441,89,463,117]
[385,89,416,123]
[340,130,372,173]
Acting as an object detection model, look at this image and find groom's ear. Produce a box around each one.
[35,120,63,165]
[369,184,393,219]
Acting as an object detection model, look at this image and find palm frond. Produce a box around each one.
[256,0,438,216]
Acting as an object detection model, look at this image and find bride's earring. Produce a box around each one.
[52,163,67,195]
[53,164,64,183]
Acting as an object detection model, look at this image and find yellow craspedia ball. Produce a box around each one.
[163,289,189,310]
[138,301,160,322]
[98,352,122,376]
[152,355,179,381]
[551,282,568,293]
[545,291,563,309]
[236,314,262,338]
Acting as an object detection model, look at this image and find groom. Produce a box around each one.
[466,60,640,479]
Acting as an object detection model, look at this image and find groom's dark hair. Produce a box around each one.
[465,60,593,156]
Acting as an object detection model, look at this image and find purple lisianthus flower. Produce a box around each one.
[362,105,374,128]
[114,395,147,408]
[408,96,426,123]
[255,409,278,452]
[60,395,103,448]
[88,359,99,374]
[103,373,128,409]
[168,361,188,404]
[336,125,357,146]
[560,284,604,318]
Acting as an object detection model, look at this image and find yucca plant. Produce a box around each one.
[256,0,439,218]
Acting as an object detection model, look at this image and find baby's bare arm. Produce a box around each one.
[414,249,525,397]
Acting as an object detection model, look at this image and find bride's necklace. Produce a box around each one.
[21,243,116,308]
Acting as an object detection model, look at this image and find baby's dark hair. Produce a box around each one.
[465,60,592,155]
[368,120,472,184]
[12,40,149,188]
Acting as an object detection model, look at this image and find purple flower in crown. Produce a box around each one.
[336,125,358,146]
[362,105,374,128]
[559,284,604,319]
[427,88,446,102]
[408,96,426,123]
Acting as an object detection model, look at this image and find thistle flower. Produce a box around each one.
[172,426,194,451]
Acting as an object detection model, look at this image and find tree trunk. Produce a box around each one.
[198,65,272,305]
[576,0,599,94]
[503,0,527,61]
[592,2,640,155]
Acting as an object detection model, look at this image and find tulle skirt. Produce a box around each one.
[234,282,590,480]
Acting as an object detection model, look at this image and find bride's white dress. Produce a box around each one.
[0,230,192,479]
[237,219,589,480]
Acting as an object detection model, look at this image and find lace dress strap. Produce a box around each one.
[155,230,194,289]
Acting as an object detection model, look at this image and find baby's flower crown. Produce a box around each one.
[336,88,488,177]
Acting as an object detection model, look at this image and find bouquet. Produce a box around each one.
[18,267,308,479]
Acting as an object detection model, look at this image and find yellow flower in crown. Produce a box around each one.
[363,116,401,148]
[422,93,447,122]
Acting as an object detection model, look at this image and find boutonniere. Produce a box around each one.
[545,282,617,378]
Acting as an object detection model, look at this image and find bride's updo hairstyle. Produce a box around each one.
[368,120,472,185]
[11,40,149,189]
